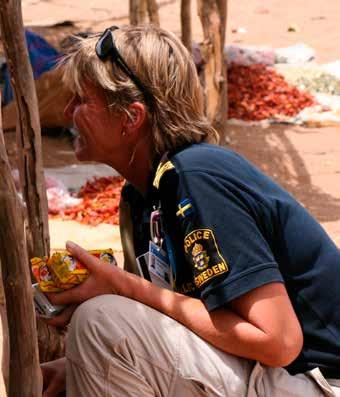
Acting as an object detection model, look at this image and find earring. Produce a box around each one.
[122,130,126,136]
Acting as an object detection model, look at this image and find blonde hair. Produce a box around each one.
[62,25,219,154]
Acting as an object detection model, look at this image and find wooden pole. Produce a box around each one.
[0,0,65,364]
[129,0,139,25]
[0,0,50,261]
[197,0,228,142]
[147,0,160,27]
[0,106,41,397]
[217,0,227,47]
[130,0,148,25]
[0,260,9,397]
[139,0,148,24]
[181,0,192,51]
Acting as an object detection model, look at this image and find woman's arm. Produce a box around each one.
[49,242,303,367]
[113,267,303,367]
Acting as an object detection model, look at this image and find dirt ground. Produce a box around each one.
[4,0,340,246]
[22,0,340,63]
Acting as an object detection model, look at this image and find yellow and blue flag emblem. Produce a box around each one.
[176,199,194,218]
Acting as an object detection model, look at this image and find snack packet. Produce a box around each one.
[31,249,115,292]
[31,256,60,292]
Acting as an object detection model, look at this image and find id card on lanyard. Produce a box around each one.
[148,241,173,290]
[147,208,174,290]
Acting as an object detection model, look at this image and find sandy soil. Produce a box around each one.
[4,0,340,246]
[22,0,340,62]
[228,124,340,246]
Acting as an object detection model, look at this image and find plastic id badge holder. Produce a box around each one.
[136,252,151,281]
[148,241,174,290]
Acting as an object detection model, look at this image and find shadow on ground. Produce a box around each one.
[228,124,340,223]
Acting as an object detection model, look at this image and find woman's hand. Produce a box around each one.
[47,241,118,306]
[43,304,78,328]
[41,357,66,397]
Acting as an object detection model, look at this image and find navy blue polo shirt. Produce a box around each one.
[151,143,340,378]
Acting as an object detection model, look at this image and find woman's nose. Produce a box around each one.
[64,95,77,122]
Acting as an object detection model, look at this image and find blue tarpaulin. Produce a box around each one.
[2,29,60,105]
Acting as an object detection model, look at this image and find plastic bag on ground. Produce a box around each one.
[275,43,315,64]
[224,45,275,66]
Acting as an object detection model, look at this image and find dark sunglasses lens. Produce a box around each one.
[95,29,113,60]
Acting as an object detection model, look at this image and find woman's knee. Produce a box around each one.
[68,295,137,347]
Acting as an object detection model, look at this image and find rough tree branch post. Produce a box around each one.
[130,0,160,26]
[181,0,192,51]
[197,0,228,141]
[0,0,64,377]
[0,101,41,395]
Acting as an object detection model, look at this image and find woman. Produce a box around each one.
[41,25,340,396]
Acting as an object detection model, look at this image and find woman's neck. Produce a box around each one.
[116,134,155,196]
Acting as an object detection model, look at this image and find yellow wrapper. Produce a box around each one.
[31,256,61,292]
[48,251,88,284]
[31,249,115,292]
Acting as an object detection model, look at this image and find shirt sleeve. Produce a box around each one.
[175,170,284,311]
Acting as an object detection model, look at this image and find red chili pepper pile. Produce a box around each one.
[228,64,315,121]
[51,176,125,226]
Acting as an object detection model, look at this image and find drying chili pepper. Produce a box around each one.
[49,176,125,226]
[228,64,315,121]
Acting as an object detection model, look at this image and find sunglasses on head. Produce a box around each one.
[95,26,155,108]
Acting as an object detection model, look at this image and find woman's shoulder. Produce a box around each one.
[170,143,249,176]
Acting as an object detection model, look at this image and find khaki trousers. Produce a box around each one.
[66,295,339,397]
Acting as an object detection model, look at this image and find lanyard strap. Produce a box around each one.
[164,234,177,278]
[150,202,177,280]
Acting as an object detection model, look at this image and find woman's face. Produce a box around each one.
[64,83,125,164]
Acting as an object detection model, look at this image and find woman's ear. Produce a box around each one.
[123,102,147,135]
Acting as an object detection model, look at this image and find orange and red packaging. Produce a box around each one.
[31,249,115,292]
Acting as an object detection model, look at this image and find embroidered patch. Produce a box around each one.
[153,160,175,189]
[176,198,194,218]
[191,243,209,271]
[184,229,228,288]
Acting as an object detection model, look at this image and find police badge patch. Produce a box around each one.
[184,229,229,288]
[192,243,209,271]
